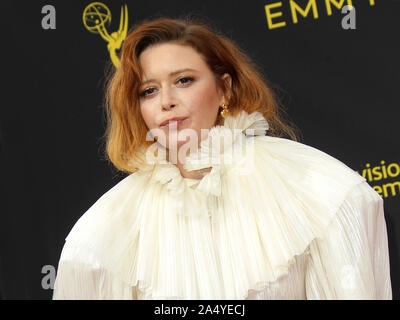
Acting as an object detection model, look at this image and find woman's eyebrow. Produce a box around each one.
[141,68,198,86]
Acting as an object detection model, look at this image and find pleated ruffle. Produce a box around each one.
[63,111,366,299]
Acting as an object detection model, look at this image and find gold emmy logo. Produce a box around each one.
[83,2,128,67]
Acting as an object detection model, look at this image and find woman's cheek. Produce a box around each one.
[140,104,153,129]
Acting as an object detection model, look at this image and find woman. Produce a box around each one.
[52,17,392,299]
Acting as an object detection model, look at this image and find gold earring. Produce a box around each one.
[219,103,230,118]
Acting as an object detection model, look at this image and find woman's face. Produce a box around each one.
[138,42,231,156]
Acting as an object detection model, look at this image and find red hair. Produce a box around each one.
[103,16,301,173]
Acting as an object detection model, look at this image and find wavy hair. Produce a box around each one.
[103,16,301,173]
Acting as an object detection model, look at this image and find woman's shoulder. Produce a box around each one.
[251,135,366,185]
[236,135,370,220]
[62,171,150,251]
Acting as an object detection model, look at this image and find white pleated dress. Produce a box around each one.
[52,111,392,300]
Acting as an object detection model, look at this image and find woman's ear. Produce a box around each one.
[220,73,232,103]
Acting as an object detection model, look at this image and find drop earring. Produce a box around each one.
[219,103,230,118]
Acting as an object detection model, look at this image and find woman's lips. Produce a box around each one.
[160,117,188,129]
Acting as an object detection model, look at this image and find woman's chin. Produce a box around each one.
[165,140,199,163]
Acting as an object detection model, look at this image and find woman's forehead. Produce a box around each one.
[139,43,208,79]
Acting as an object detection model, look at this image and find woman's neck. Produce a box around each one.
[176,161,211,180]
[166,146,211,180]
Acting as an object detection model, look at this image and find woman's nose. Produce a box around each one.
[161,87,176,111]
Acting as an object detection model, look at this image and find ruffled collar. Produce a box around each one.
[64,108,367,299]
[140,110,269,198]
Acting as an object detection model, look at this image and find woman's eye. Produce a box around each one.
[177,77,194,85]
[139,77,194,98]
[139,88,155,98]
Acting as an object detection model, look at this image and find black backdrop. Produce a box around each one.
[1,0,399,299]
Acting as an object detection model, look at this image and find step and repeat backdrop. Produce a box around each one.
[1,0,399,299]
